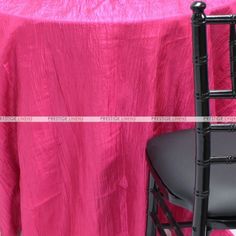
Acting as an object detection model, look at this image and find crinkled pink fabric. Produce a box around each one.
[0,0,235,235]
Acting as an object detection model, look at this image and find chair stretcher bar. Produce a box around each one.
[209,90,236,98]
[210,156,236,164]
[210,124,236,131]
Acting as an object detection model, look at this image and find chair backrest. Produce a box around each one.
[191,1,236,234]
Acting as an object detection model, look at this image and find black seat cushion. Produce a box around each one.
[147,129,236,217]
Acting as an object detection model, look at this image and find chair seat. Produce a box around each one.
[147,129,236,218]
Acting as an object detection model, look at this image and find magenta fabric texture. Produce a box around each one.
[0,0,236,235]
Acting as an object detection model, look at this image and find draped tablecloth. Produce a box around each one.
[0,0,236,235]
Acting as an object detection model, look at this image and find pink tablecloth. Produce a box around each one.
[0,0,236,235]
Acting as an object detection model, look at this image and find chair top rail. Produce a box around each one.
[206,15,236,24]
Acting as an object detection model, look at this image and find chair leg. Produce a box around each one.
[146,174,156,236]
[152,188,183,236]
[206,228,211,236]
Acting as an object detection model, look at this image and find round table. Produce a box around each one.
[0,1,235,235]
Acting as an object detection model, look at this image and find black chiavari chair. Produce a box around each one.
[146,1,236,236]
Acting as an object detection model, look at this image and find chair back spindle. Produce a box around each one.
[230,24,236,94]
[191,2,211,235]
